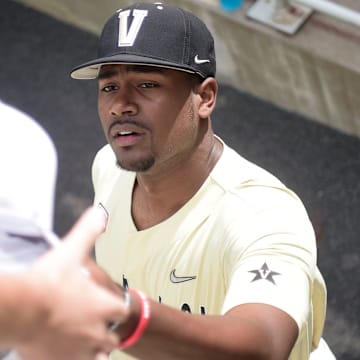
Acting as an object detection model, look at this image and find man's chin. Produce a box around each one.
[116,158,155,172]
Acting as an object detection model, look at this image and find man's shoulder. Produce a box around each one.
[214,141,286,191]
[211,141,307,212]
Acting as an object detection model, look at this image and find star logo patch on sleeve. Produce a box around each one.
[249,262,281,285]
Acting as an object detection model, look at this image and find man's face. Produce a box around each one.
[97,64,202,174]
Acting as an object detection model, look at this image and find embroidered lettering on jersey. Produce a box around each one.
[123,275,206,314]
[118,9,148,47]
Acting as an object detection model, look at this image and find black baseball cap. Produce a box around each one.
[70,2,216,80]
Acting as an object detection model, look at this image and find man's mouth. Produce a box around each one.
[112,129,144,147]
[109,121,147,147]
[115,131,137,138]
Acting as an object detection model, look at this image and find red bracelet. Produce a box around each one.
[118,289,151,350]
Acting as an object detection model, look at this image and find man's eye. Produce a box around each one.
[139,82,157,89]
[102,85,117,92]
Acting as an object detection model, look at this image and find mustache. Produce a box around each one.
[108,118,150,133]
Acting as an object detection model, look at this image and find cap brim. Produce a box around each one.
[70,54,198,80]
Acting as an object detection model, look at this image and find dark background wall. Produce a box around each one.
[1,0,359,358]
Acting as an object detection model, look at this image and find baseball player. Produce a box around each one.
[71,3,336,359]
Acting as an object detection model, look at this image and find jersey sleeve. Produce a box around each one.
[220,184,324,333]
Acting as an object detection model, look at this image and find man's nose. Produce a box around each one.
[110,89,138,117]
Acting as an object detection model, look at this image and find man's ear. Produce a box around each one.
[197,78,218,119]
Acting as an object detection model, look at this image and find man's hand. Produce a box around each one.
[16,207,129,360]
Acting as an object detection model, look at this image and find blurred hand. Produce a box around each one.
[17,207,129,360]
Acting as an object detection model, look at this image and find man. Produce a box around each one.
[0,101,128,360]
[71,2,335,359]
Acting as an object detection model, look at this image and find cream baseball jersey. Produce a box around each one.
[93,139,329,360]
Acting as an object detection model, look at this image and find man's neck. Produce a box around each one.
[131,135,223,230]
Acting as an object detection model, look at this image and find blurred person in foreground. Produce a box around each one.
[0,100,129,360]
[71,2,336,359]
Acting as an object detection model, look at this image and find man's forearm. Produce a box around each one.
[116,297,297,360]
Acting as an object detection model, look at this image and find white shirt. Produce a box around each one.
[93,139,335,359]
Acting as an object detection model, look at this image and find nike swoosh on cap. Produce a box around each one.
[194,55,210,64]
[170,269,197,283]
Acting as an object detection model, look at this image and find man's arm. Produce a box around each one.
[115,293,298,360]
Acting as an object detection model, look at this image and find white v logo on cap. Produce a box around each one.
[118,9,148,47]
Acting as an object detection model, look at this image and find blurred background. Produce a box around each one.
[1,0,359,358]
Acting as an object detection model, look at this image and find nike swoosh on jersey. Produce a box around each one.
[170,269,197,283]
[194,55,210,64]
